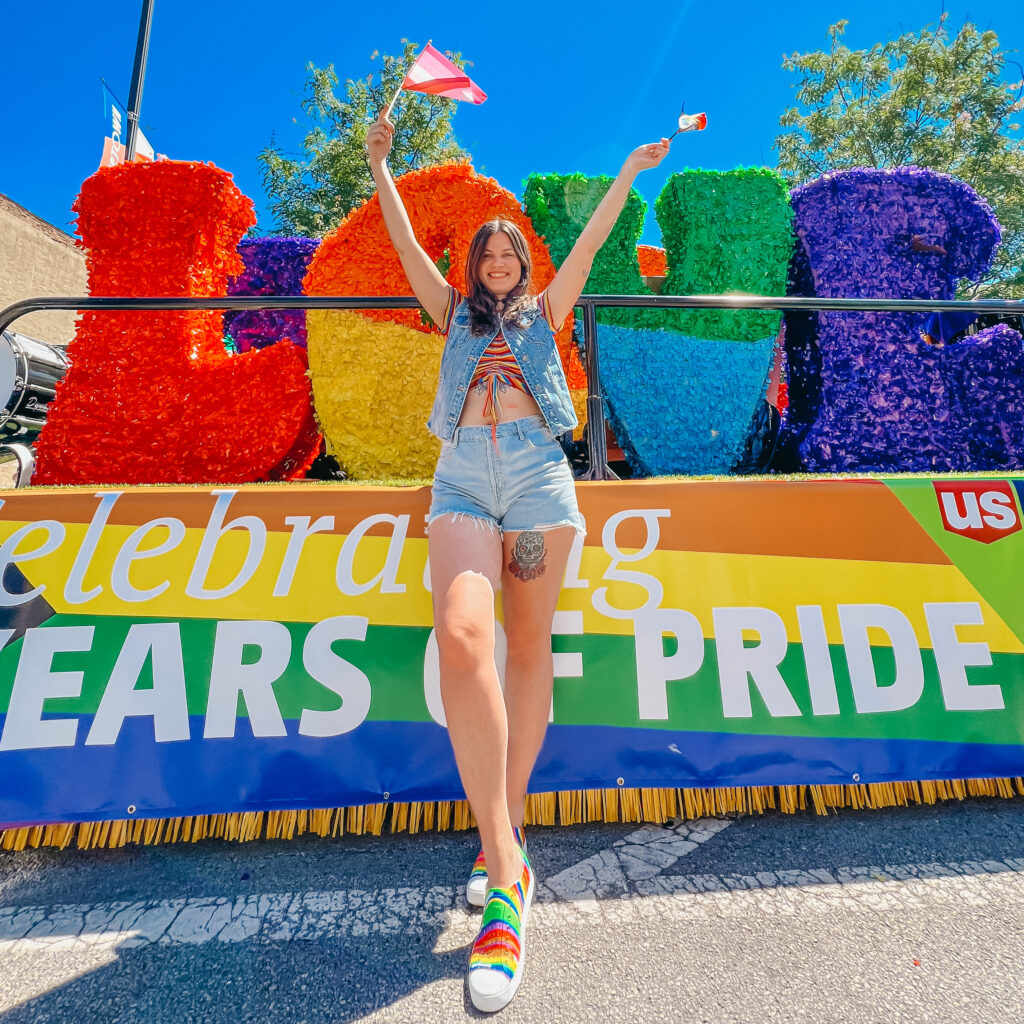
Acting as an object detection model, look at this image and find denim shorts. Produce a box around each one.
[428,416,585,536]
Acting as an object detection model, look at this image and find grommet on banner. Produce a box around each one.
[616,777,625,787]
[852,774,861,782]
[383,792,390,801]
[127,805,137,815]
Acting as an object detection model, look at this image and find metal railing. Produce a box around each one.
[3,292,1022,481]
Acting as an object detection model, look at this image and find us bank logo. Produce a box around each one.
[933,480,1022,544]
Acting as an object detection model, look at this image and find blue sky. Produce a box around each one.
[2,1,1021,245]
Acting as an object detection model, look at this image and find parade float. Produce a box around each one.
[1,141,1023,851]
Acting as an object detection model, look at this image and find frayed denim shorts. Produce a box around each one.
[428,415,585,537]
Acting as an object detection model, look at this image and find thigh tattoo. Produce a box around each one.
[508,530,547,582]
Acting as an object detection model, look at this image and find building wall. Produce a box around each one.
[0,193,86,347]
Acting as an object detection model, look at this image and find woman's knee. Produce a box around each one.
[436,570,496,671]
[503,621,554,672]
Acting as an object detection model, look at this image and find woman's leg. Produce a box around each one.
[429,516,523,890]
[500,526,578,828]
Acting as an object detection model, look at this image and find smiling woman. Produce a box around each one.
[364,106,671,1012]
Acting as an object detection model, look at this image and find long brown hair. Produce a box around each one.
[465,220,534,334]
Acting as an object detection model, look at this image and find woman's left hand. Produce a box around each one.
[627,138,671,173]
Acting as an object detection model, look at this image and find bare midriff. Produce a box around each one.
[443,288,549,431]
[457,382,542,428]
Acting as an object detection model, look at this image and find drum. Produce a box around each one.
[0,331,69,442]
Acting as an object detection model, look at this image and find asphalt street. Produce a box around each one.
[1,797,1022,1023]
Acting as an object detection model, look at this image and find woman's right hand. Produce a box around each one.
[625,138,671,175]
[366,110,395,165]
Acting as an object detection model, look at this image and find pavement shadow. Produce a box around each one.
[0,936,472,1023]
[2,799,1024,1022]
[0,829,492,1024]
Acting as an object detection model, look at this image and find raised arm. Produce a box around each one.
[366,111,451,327]
[542,139,671,330]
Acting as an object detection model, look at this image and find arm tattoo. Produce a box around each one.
[508,530,547,582]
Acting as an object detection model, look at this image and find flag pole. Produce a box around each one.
[383,40,430,118]
[125,0,156,161]
[382,83,402,119]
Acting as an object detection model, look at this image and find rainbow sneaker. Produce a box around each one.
[466,827,527,907]
[468,848,534,1012]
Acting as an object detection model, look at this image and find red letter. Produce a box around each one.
[34,162,320,484]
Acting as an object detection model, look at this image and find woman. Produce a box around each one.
[366,111,669,1012]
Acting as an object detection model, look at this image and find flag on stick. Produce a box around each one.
[668,105,707,140]
[385,43,486,115]
[100,80,162,168]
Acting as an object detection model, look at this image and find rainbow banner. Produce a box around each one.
[1,477,1023,827]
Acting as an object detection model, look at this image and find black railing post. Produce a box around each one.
[579,299,614,481]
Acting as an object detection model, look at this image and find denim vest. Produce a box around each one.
[427,299,579,441]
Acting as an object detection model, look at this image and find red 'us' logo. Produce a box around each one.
[934,481,1022,544]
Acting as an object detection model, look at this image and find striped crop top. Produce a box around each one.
[440,287,561,443]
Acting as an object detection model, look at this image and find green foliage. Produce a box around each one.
[521,173,652,328]
[775,16,1024,297]
[258,41,469,236]
[655,169,794,341]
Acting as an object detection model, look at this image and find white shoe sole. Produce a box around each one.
[466,875,487,907]
[468,867,536,1013]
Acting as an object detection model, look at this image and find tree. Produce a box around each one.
[257,41,469,236]
[774,15,1024,297]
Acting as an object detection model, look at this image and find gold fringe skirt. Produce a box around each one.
[3,777,1022,853]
